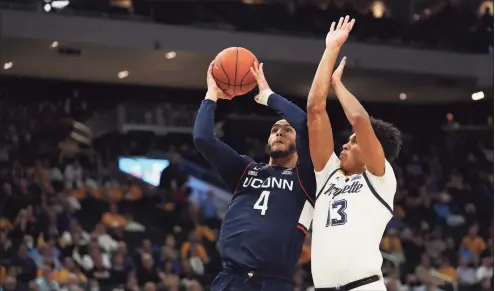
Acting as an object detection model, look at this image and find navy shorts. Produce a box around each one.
[211,269,293,291]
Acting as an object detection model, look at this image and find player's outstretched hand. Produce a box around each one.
[331,56,346,85]
[250,62,274,105]
[326,15,355,49]
[206,61,234,101]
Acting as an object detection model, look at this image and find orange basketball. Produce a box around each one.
[212,47,258,96]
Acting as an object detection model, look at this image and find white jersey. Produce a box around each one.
[311,153,396,289]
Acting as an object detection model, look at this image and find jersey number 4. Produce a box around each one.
[253,190,270,215]
[326,199,348,226]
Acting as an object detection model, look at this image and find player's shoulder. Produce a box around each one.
[240,155,256,163]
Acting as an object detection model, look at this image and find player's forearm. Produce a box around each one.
[267,93,306,133]
[193,99,217,143]
[332,80,369,125]
[307,46,341,113]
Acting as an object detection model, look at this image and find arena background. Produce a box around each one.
[0,0,493,291]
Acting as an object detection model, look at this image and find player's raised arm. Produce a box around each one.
[331,57,384,176]
[307,16,355,172]
[250,63,310,161]
[193,62,252,192]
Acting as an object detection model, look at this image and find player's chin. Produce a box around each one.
[269,149,290,159]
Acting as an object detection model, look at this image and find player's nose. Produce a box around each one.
[342,143,349,150]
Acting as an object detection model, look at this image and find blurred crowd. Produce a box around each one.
[0,77,493,291]
[1,0,491,53]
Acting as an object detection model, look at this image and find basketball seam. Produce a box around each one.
[239,56,256,92]
[213,76,256,87]
[219,62,231,85]
[233,47,239,96]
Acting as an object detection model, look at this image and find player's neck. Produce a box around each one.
[268,155,297,168]
[342,164,366,176]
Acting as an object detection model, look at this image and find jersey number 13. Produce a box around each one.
[326,199,348,226]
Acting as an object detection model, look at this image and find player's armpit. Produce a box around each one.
[314,153,340,190]
[363,160,396,211]
[193,99,252,191]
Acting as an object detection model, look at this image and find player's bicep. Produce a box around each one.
[363,160,396,211]
[307,110,335,172]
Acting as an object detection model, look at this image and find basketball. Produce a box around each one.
[212,47,258,96]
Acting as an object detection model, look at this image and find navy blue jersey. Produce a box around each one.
[219,161,314,279]
[193,94,316,281]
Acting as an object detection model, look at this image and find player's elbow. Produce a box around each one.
[192,132,211,149]
[349,111,369,128]
[307,100,326,116]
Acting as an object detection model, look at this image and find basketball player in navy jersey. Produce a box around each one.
[193,61,316,291]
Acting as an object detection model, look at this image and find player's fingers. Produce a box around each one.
[329,21,336,32]
[250,67,260,81]
[347,19,355,31]
[259,63,265,78]
[340,56,347,67]
[337,17,344,30]
[207,61,215,77]
[342,15,349,29]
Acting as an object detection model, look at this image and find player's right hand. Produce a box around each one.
[331,56,347,85]
[250,62,273,106]
[325,15,355,49]
[206,61,234,101]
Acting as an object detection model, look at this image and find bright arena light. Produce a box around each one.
[471,91,485,101]
[118,71,129,79]
[399,93,407,100]
[44,4,51,12]
[165,51,177,59]
[51,0,70,9]
[3,62,13,70]
[51,41,59,48]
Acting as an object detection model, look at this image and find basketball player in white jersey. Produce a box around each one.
[306,16,402,290]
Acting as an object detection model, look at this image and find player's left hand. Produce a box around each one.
[326,15,355,49]
[250,62,273,106]
[206,61,234,101]
[331,56,346,85]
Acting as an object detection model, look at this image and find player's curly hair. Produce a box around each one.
[370,117,402,162]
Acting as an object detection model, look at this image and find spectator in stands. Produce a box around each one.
[136,253,160,285]
[180,232,208,265]
[0,276,17,291]
[0,231,14,261]
[64,160,83,190]
[381,228,404,262]
[456,254,477,285]
[436,257,457,282]
[59,273,83,291]
[476,256,494,282]
[53,257,86,285]
[462,224,486,259]
[102,204,129,231]
[35,265,60,291]
[87,250,111,288]
[109,253,128,287]
[10,244,37,285]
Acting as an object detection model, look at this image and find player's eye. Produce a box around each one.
[285,128,292,133]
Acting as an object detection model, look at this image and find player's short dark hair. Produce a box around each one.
[370,117,402,162]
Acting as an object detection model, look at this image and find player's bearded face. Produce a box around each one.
[267,120,297,159]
